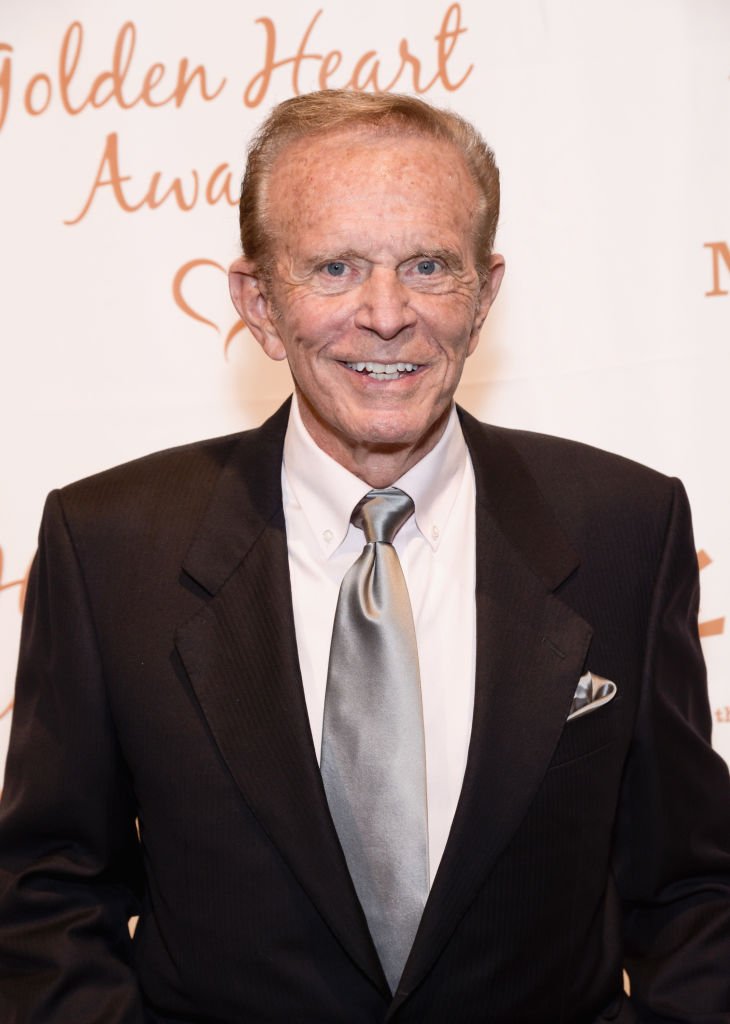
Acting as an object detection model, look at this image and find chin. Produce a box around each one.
[364,407,445,439]
[347,418,436,451]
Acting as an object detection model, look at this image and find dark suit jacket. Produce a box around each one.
[1,401,729,1023]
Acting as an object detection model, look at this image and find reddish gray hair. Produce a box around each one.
[238,89,500,281]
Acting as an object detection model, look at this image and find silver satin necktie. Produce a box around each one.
[321,487,429,994]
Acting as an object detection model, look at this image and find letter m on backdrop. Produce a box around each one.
[704,242,730,296]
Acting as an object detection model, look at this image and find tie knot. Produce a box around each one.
[352,487,415,544]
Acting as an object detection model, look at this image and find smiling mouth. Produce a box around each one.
[344,361,420,381]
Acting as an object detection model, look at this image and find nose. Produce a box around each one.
[354,268,416,340]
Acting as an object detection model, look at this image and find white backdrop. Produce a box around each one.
[1,0,728,778]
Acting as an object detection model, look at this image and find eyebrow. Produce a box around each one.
[303,249,365,267]
[302,248,466,271]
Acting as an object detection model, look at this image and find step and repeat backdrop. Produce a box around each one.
[1,0,728,775]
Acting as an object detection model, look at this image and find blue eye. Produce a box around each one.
[324,261,346,277]
[417,259,437,275]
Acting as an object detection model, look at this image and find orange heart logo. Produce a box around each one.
[172,258,246,357]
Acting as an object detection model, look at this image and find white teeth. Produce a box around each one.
[345,361,419,376]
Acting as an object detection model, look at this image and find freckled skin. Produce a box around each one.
[232,130,504,486]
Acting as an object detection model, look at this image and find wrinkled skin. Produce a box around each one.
[230,129,504,486]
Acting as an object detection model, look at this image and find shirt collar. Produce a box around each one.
[283,394,469,558]
[397,405,468,551]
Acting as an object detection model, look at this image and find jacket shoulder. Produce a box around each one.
[57,431,246,526]
[56,400,291,529]
[460,410,676,510]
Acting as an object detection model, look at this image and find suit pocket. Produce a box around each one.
[593,992,639,1023]
[548,695,622,770]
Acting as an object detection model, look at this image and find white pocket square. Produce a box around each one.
[567,672,617,721]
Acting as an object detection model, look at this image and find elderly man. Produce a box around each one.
[1,90,729,1023]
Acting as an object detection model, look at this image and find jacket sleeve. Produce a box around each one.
[613,479,730,1022]
[0,490,146,1024]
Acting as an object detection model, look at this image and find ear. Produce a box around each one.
[467,253,506,356]
[228,256,287,361]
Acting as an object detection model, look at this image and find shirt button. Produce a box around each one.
[323,529,334,543]
[431,525,440,540]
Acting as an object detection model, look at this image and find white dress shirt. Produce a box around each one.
[282,395,476,884]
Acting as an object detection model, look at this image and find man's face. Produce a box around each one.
[233,129,504,478]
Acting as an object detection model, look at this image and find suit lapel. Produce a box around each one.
[394,411,593,1004]
[173,401,592,1006]
[174,401,389,996]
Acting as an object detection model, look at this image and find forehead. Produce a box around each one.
[265,129,479,256]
